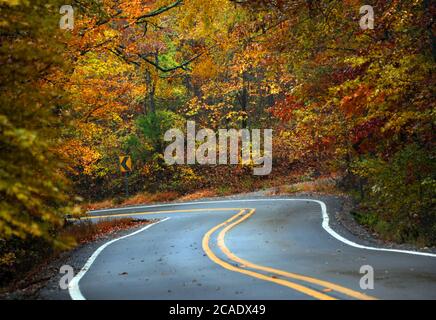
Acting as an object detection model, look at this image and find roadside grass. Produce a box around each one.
[268,177,340,195]
[351,208,433,248]
[60,218,151,244]
[178,189,218,201]
[121,192,179,207]
[216,185,232,196]
[84,199,114,211]
[85,191,180,211]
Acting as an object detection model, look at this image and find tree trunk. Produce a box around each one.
[145,51,159,114]
[145,69,155,114]
[240,72,248,128]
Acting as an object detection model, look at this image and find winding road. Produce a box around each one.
[67,197,436,300]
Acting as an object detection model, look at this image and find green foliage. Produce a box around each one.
[136,110,185,153]
[352,145,435,245]
[165,166,202,192]
[216,185,231,196]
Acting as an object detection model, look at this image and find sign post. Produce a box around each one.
[119,155,132,198]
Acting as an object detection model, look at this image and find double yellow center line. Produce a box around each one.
[202,208,377,300]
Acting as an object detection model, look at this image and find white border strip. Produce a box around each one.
[68,218,170,300]
[310,199,436,258]
[90,198,436,258]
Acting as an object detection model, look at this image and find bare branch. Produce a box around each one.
[136,0,183,22]
[138,50,205,72]
[110,48,141,67]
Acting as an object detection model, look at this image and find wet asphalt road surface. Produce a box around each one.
[68,198,436,300]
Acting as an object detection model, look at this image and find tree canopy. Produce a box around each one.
[1,0,434,246]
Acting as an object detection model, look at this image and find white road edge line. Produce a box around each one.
[68,217,170,300]
[89,198,436,258]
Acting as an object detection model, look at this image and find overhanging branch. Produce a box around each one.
[138,51,205,72]
[136,0,183,22]
[110,48,141,67]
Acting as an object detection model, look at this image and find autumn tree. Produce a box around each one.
[0,0,78,246]
[236,0,436,243]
